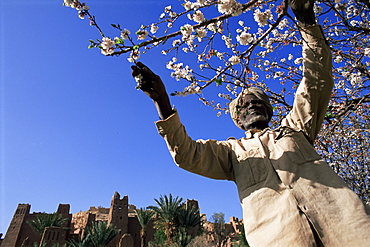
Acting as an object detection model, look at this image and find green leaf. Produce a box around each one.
[115,38,124,44]
[162,37,168,45]
[111,24,121,29]
[215,78,222,86]
[133,45,140,50]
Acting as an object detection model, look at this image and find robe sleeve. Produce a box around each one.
[156,111,235,181]
[282,25,334,143]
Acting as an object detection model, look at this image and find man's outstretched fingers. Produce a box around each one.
[131,65,140,77]
[136,62,156,78]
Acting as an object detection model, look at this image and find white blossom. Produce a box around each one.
[236,32,253,45]
[192,10,204,23]
[120,29,130,40]
[181,24,194,37]
[218,0,235,14]
[228,55,240,65]
[364,48,370,56]
[197,0,206,6]
[207,23,218,33]
[172,39,181,47]
[273,71,284,79]
[254,9,272,27]
[334,56,343,63]
[127,50,140,63]
[164,5,172,12]
[150,25,159,34]
[294,57,303,64]
[137,30,149,40]
[217,52,224,60]
[222,35,233,48]
[278,18,289,30]
[167,61,194,82]
[196,27,207,41]
[218,0,243,16]
[314,4,322,14]
[101,37,115,50]
[183,1,192,10]
[63,0,78,8]
[350,72,363,86]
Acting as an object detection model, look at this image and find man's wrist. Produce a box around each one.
[154,94,174,120]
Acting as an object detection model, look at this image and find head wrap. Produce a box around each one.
[229,87,273,130]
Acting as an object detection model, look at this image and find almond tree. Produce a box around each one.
[63,0,370,204]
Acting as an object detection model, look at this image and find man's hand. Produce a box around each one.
[131,61,174,120]
[288,0,316,27]
[131,62,167,101]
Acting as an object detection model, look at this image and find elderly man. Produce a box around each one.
[131,0,370,246]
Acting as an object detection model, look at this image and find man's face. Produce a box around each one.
[235,94,270,130]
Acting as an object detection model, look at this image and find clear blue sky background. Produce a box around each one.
[0,0,267,234]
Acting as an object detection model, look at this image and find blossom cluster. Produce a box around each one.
[64,0,369,121]
[166,58,194,83]
[63,0,89,19]
[217,0,244,16]
[253,9,272,27]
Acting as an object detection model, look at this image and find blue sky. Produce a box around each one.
[0,0,260,234]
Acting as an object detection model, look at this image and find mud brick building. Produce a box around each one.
[0,192,243,247]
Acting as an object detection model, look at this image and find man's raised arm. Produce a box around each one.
[131,62,174,120]
[283,0,334,142]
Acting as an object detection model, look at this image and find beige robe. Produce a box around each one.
[155,25,370,246]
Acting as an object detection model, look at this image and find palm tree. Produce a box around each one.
[149,194,183,244]
[135,208,155,247]
[27,213,69,235]
[67,237,90,247]
[84,221,120,247]
[176,205,203,246]
[177,205,203,233]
